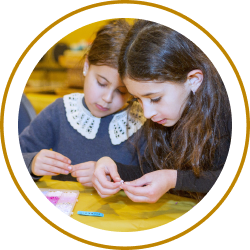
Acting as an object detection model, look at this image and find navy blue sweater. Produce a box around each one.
[19,96,142,181]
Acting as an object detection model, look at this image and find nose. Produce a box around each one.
[141,102,157,119]
[102,90,113,103]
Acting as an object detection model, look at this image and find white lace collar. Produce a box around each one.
[63,93,146,145]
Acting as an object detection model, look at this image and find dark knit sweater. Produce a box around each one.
[19,96,142,181]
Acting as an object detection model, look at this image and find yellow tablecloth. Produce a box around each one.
[36,177,197,232]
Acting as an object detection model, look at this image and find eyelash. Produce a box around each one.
[97,81,106,87]
[98,81,126,95]
[150,97,161,103]
[133,97,161,104]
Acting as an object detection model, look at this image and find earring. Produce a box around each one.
[192,90,196,95]
[83,71,86,76]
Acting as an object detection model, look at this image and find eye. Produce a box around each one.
[97,81,106,87]
[150,97,161,103]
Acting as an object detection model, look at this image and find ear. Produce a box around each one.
[83,56,89,76]
[187,69,203,94]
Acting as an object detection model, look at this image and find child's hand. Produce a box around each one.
[120,170,177,203]
[71,161,96,187]
[31,149,72,176]
[92,157,122,198]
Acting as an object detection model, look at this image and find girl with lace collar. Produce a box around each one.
[19,19,146,185]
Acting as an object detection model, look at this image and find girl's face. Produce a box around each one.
[124,77,191,127]
[84,64,131,118]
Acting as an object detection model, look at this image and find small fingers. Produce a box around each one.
[93,170,120,189]
[42,157,72,171]
[71,169,92,178]
[95,189,112,199]
[95,188,120,199]
[124,190,149,203]
[123,175,149,187]
[43,150,71,164]
[42,164,70,175]
[71,161,95,172]
[76,176,92,184]
[93,178,121,197]
[34,170,58,176]
[121,184,150,196]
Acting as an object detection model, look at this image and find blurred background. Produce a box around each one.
[23,19,134,114]
[18,18,134,134]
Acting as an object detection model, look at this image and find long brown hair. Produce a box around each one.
[119,20,231,199]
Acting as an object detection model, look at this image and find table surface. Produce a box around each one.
[36,177,197,232]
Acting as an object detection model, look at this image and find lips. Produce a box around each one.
[154,118,167,124]
[95,104,109,111]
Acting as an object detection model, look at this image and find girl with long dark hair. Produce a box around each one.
[92,19,231,202]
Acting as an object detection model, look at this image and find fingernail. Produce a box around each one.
[68,160,71,164]
[124,182,130,185]
[68,166,72,170]
[65,170,69,174]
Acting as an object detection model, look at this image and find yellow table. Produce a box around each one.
[36,177,197,232]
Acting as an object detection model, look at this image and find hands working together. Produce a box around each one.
[92,157,177,203]
[31,151,177,203]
